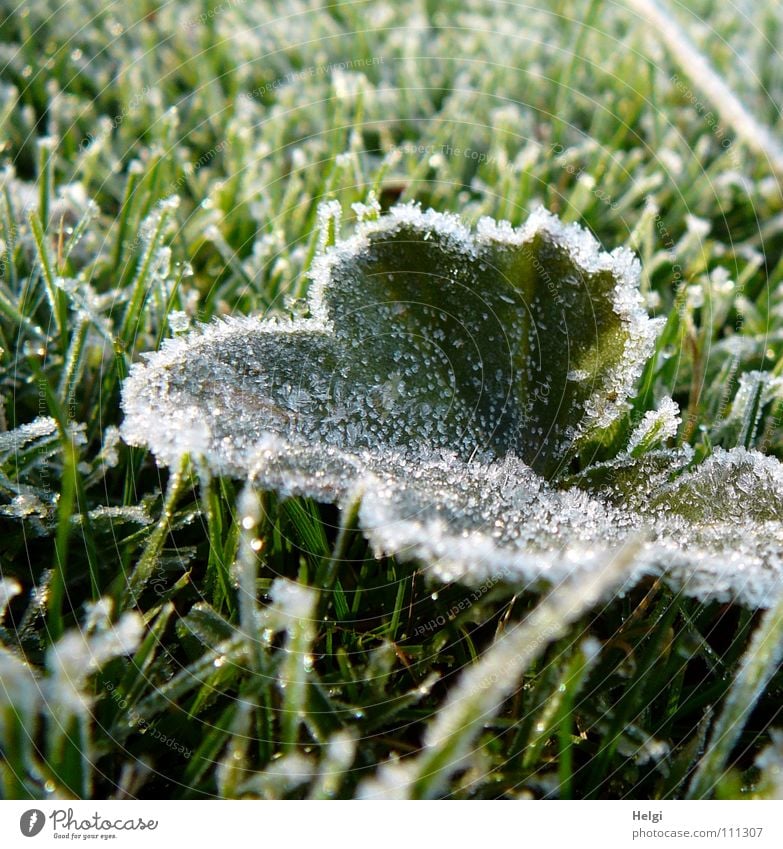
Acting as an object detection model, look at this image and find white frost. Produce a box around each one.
[628,397,681,454]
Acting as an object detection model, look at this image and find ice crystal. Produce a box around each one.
[121,204,783,608]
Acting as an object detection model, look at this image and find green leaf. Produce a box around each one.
[121,204,783,609]
[121,202,661,478]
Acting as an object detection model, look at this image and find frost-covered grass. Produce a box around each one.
[2,0,783,799]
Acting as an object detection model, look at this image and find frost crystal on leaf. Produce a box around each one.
[121,203,783,608]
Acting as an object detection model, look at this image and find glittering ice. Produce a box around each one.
[121,203,783,608]
[627,396,681,455]
[0,416,58,455]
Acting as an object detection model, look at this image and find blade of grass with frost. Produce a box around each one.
[521,637,601,772]
[118,196,178,346]
[308,730,357,800]
[400,539,641,800]
[315,489,363,590]
[556,641,603,799]
[31,366,100,634]
[29,212,66,342]
[37,138,54,245]
[115,602,175,711]
[197,468,238,614]
[124,633,247,731]
[122,454,190,603]
[688,586,783,799]
[217,693,255,799]
[269,579,318,752]
[626,0,783,183]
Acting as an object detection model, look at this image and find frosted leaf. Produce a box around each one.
[120,204,783,608]
[122,203,661,477]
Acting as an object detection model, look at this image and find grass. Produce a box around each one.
[2,0,783,799]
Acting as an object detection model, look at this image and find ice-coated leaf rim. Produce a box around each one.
[121,201,662,477]
[240,436,783,608]
[120,202,783,609]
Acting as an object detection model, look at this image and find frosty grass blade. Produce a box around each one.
[121,203,783,608]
